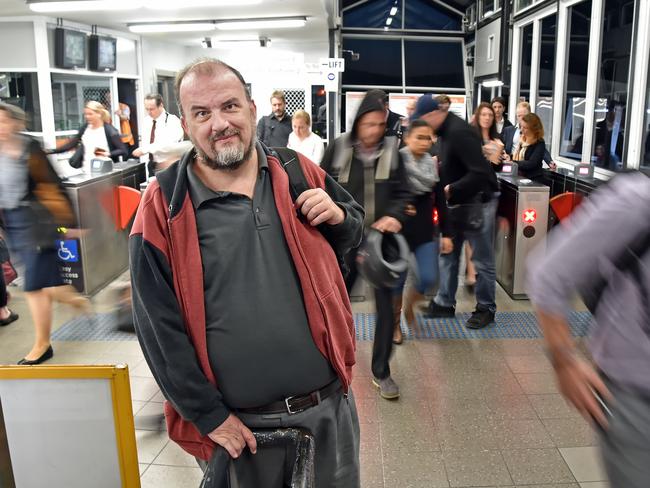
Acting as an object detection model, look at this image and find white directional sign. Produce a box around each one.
[319,58,345,72]
[324,71,339,92]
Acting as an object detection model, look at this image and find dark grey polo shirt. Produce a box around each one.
[187,145,336,409]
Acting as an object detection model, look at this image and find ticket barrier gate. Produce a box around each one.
[495,175,549,299]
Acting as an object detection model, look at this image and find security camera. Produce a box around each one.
[201,37,212,49]
[259,37,271,47]
[462,15,470,25]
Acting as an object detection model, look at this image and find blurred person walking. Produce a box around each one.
[0,103,90,364]
[393,120,453,344]
[528,171,650,488]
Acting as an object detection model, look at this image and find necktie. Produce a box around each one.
[149,119,157,164]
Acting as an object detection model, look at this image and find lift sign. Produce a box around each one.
[523,209,537,224]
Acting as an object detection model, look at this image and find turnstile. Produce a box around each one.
[495,176,549,299]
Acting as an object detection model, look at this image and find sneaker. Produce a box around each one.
[465,309,495,329]
[372,376,400,400]
[423,301,456,318]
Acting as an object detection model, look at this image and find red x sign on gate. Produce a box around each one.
[523,209,537,224]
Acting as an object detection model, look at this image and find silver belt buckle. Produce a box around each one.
[284,395,300,415]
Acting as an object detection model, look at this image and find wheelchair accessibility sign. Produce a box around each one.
[56,240,79,263]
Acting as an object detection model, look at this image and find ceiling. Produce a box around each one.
[0,0,332,47]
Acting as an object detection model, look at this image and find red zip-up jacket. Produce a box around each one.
[129,145,363,460]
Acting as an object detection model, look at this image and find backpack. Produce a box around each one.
[271,147,349,277]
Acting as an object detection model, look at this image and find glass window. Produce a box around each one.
[519,23,533,102]
[536,14,557,150]
[342,38,402,87]
[639,19,649,169]
[481,0,496,18]
[51,73,111,131]
[560,0,592,161]
[404,41,464,88]
[591,0,633,172]
[515,0,534,13]
[343,0,403,29]
[0,72,42,132]
[311,85,327,141]
[405,0,461,30]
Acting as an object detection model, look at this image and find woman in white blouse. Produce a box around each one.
[287,110,325,164]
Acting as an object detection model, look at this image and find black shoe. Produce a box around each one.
[0,310,18,326]
[465,309,495,329]
[423,301,456,318]
[17,345,54,365]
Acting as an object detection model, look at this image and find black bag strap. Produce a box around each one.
[271,147,310,202]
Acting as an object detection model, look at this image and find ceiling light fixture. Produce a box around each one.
[390,6,398,15]
[28,0,139,12]
[150,0,262,9]
[482,79,504,87]
[128,22,215,33]
[215,17,307,30]
[385,17,393,26]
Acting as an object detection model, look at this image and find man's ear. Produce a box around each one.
[181,116,188,134]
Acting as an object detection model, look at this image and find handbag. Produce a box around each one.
[0,238,17,285]
[69,142,85,169]
[2,261,17,285]
[447,196,485,233]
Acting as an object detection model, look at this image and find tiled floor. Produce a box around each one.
[0,279,610,487]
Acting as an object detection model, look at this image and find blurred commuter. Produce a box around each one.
[393,120,453,344]
[256,90,292,148]
[130,58,364,487]
[435,94,451,112]
[321,89,412,399]
[51,101,127,172]
[472,102,505,170]
[132,94,185,178]
[491,96,512,135]
[114,101,135,148]
[401,98,418,129]
[528,171,650,488]
[414,95,500,329]
[504,113,546,180]
[0,102,91,364]
[287,109,324,163]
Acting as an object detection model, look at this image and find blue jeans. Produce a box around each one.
[434,197,498,313]
[393,241,439,295]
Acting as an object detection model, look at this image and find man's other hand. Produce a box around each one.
[132,148,144,158]
[207,414,257,458]
[295,188,345,226]
[371,216,402,233]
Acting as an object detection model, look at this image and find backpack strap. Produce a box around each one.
[272,147,310,201]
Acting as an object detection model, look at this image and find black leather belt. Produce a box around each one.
[235,380,341,415]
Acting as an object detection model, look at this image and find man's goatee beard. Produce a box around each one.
[197,137,256,171]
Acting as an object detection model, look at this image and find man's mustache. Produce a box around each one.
[210,128,241,144]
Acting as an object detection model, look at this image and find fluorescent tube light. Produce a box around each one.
[129,22,215,33]
[215,17,306,30]
[390,6,398,15]
[482,79,504,87]
[386,17,393,25]
[29,0,140,11]
[149,0,261,8]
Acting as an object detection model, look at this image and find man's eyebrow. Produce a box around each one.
[222,97,240,107]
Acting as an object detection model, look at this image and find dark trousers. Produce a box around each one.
[199,390,360,488]
[372,286,395,380]
[344,246,360,295]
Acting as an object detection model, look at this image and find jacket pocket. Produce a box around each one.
[163,401,215,461]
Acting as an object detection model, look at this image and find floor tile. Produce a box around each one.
[528,394,581,420]
[139,465,204,487]
[139,463,150,476]
[559,447,608,482]
[543,418,598,448]
[505,355,554,374]
[129,376,161,402]
[485,395,537,420]
[382,450,449,487]
[442,450,513,487]
[153,440,199,467]
[135,430,169,464]
[495,419,555,449]
[515,373,559,395]
[380,419,440,452]
[438,416,501,451]
[502,448,576,484]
